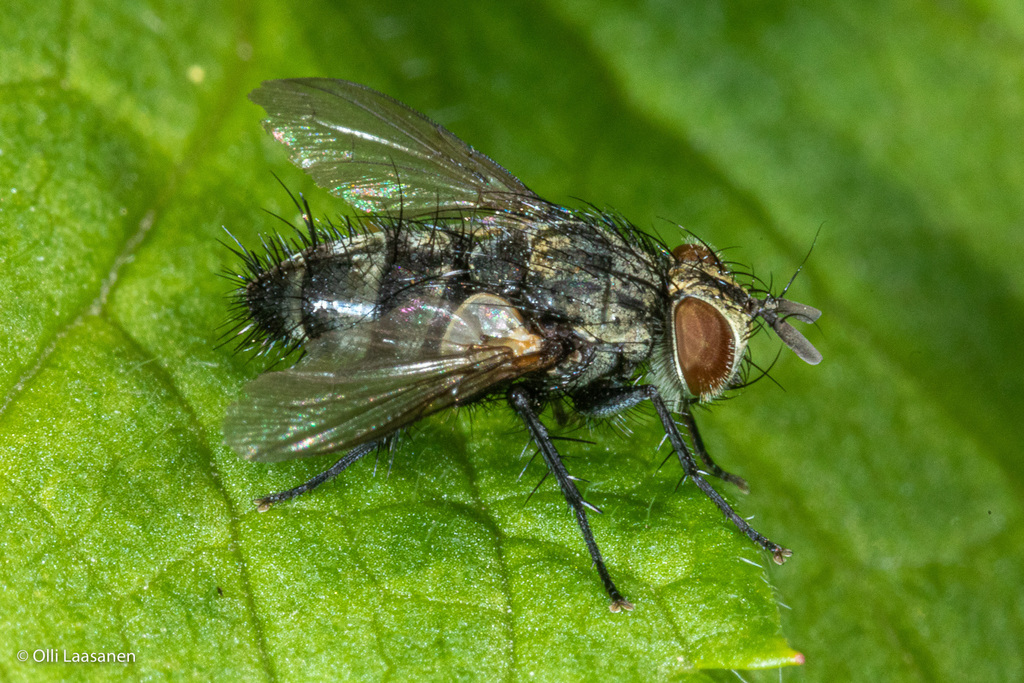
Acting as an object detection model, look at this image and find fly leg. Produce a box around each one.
[253,441,377,512]
[677,406,750,493]
[649,387,790,562]
[576,385,789,563]
[574,386,747,491]
[508,386,634,612]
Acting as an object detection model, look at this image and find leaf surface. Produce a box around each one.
[1,1,1020,681]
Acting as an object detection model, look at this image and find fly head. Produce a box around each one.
[664,242,821,403]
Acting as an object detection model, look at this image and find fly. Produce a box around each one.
[223,79,823,612]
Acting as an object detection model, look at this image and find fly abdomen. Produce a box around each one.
[240,254,306,350]
[235,227,388,351]
[236,221,483,353]
[297,232,387,340]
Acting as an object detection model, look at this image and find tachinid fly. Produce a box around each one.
[223,79,822,612]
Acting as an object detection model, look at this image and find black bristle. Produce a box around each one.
[220,191,365,358]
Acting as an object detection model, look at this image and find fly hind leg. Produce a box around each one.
[253,441,377,511]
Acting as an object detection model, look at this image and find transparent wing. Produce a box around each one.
[224,294,553,463]
[224,340,517,463]
[249,78,541,217]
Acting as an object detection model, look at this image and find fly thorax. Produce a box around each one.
[660,243,753,403]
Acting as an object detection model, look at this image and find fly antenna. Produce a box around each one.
[751,225,824,365]
[780,223,823,298]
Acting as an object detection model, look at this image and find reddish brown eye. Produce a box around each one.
[674,297,735,398]
[671,243,720,266]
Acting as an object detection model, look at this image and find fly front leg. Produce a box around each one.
[253,441,378,511]
[675,405,749,493]
[576,384,789,564]
[574,385,748,492]
[508,386,634,612]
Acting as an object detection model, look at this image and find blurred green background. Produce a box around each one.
[1,1,1022,681]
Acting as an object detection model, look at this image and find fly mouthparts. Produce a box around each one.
[772,319,823,365]
[772,298,821,325]
[756,297,823,366]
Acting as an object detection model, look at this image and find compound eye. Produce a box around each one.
[671,243,720,266]
[674,297,735,399]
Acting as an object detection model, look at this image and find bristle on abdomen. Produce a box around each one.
[242,256,308,352]
[223,212,394,357]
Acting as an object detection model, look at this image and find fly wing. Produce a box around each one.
[224,340,520,463]
[249,78,541,218]
[224,294,553,463]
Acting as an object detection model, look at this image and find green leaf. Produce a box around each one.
[1,1,1020,682]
